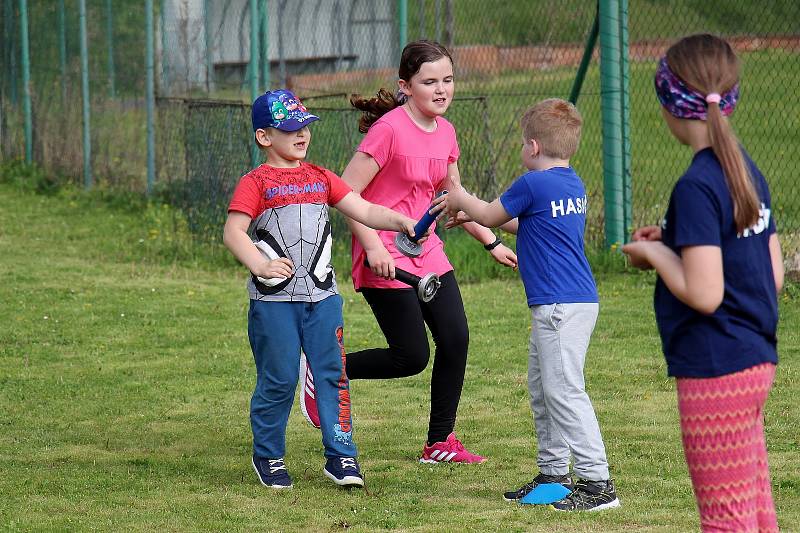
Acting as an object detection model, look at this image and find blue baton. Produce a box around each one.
[395,190,448,257]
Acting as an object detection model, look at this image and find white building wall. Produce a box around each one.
[161,0,397,94]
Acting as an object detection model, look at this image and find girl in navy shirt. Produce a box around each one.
[623,34,784,532]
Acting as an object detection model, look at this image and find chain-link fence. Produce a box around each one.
[0,1,148,187]
[2,1,799,265]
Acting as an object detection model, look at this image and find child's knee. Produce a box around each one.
[395,348,430,376]
[437,332,469,362]
[255,374,298,398]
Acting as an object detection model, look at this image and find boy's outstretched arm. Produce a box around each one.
[334,192,421,240]
[433,187,518,269]
[434,186,513,229]
[439,166,518,268]
[442,206,519,235]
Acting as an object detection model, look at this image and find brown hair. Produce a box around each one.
[350,40,454,133]
[666,34,759,232]
[520,98,582,160]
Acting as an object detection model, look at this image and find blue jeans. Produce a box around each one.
[248,295,357,459]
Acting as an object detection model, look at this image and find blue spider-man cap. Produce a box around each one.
[251,89,320,132]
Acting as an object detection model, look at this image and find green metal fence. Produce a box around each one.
[2,0,799,266]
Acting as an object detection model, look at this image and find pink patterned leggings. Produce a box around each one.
[677,362,779,532]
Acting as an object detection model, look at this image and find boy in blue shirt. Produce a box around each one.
[434,98,619,511]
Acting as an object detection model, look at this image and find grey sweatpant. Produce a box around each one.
[528,302,610,481]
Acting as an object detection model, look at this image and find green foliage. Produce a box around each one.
[0,158,63,195]
[1,182,799,531]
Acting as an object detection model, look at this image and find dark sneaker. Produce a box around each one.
[252,456,292,489]
[323,457,364,488]
[503,472,574,502]
[551,478,620,511]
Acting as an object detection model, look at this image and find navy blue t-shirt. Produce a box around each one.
[655,148,778,378]
[500,166,598,306]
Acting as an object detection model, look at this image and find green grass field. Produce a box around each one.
[1,179,799,531]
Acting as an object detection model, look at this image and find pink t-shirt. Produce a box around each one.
[351,106,460,289]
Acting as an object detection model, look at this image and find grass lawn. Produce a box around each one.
[0,182,798,532]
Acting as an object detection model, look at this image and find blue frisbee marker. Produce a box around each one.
[395,190,448,258]
[519,483,571,505]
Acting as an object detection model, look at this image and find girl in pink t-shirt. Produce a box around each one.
[301,40,517,463]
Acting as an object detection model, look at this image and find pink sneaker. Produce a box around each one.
[299,352,320,428]
[420,432,486,464]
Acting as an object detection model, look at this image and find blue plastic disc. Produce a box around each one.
[519,483,571,505]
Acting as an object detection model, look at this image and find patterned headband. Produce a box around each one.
[654,57,739,120]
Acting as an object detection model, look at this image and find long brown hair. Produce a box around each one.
[350,40,454,134]
[666,34,759,232]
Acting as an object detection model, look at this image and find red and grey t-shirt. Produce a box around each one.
[228,162,351,302]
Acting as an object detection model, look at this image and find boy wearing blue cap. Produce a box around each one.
[223,89,420,490]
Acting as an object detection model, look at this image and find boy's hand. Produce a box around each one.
[430,187,463,220]
[252,257,294,279]
[444,210,472,229]
[621,241,654,270]
[631,225,662,242]
[490,243,518,270]
[396,215,431,245]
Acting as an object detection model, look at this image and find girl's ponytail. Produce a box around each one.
[705,97,760,232]
[350,89,400,134]
[665,34,760,233]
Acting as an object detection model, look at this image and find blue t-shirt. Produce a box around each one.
[655,148,778,378]
[500,166,598,306]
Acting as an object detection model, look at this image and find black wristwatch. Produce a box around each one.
[484,237,502,251]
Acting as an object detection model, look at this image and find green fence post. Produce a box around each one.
[2,0,9,98]
[58,0,67,104]
[598,0,624,248]
[249,0,260,169]
[398,0,408,54]
[259,0,269,91]
[105,0,116,98]
[160,0,169,95]
[568,5,598,105]
[79,0,92,189]
[5,0,17,105]
[203,0,213,94]
[619,0,632,240]
[146,0,155,194]
[19,0,31,163]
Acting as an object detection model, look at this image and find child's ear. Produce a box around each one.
[529,139,539,158]
[255,129,272,148]
[397,79,411,97]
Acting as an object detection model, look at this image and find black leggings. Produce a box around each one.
[345,271,469,445]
